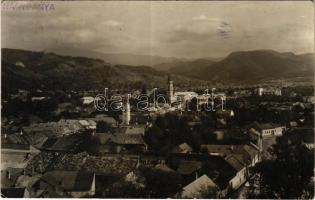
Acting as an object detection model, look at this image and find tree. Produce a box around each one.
[251,132,314,199]
[139,166,182,198]
[96,121,110,132]
[104,180,146,198]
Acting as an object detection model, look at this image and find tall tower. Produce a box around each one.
[168,75,174,104]
[124,95,131,125]
[257,87,264,96]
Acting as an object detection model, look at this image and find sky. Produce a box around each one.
[2,1,314,59]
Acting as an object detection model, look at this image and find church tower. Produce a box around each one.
[168,75,175,104]
[124,95,131,125]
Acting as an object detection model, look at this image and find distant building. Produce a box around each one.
[256,87,282,96]
[15,61,25,68]
[174,92,199,108]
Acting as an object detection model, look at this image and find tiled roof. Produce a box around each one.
[200,144,258,168]
[253,121,283,130]
[41,171,94,192]
[177,160,203,175]
[96,133,146,145]
[181,174,217,198]
[225,155,246,171]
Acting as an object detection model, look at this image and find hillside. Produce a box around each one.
[202,50,314,83]
[164,50,314,84]
[45,47,185,67]
[1,48,205,92]
[155,59,217,78]
[2,48,314,92]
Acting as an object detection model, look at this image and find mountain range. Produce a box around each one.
[1,48,205,92]
[2,48,314,92]
[45,47,187,67]
[160,50,314,83]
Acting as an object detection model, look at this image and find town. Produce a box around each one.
[1,76,314,198]
[2,1,314,199]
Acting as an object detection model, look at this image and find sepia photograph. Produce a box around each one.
[1,1,314,199]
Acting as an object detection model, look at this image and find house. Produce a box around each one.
[176,160,203,185]
[178,174,218,198]
[249,122,286,155]
[303,96,315,104]
[225,155,247,190]
[15,175,42,197]
[200,144,259,191]
[78,120,97,130]
[256,87,282,96]
[200,144,259,167]
[94,132,147,154]
[119,126,145,136]
[81,96,95,105]
[31,97,46,102]
[172,143,193,154]
[129,113,151,125]
[39,170,95,198]
[217,109,235,118]
[23,119,96,138]
[154,164,176,173]
[1,168,24,188]
[124,171,146,188]
[250,122,285,137]
[91,114,118,127]
[1,144,40,170]
[38,134,84,152]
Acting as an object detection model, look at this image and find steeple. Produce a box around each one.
[168,75,174,104]
[124,94,131,125]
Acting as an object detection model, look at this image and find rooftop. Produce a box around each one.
[253,121,283,130]
[41,170,94,192]
[96,133,146,145]
[177,160,203,175]
[180,174,217,198]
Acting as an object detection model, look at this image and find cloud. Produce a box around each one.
[2,1,314,59]
[192,15,221,22]
[104,20,123,27]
